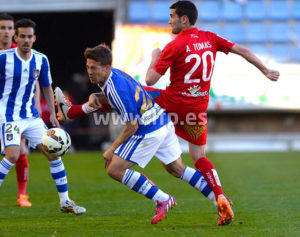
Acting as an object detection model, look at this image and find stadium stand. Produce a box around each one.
[127,0,300,63]
[269,23,290,43]
[246,23,268,43]
[128,1,150,22]
[222,1,243,21]
[198,1,220,21]
[245,1,267,21]
[268,1,290,21]
[223,23,245,43]
[292,1,300,20]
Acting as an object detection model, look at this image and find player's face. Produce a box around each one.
[168,9,183,34]
[14,27,36,54]
[0,20,15,47]
[86,58,110,86]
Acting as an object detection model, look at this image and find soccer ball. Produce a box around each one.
[41,128,71,156]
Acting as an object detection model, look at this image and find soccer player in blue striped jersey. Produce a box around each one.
[0,13,34,207]
[83,44,217,224]
[0,18,85,214]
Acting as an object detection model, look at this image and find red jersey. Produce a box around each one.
[0,41,17,50]
[154,27,234,111]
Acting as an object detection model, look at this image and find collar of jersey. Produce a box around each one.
[177,27,198,37]
[15,47,33,63]
[99,70,113,90]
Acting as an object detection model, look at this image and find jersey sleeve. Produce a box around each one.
[153,43,174,75]
[108,86,138,122]
[38,56,52,86]
[214,33,235,54]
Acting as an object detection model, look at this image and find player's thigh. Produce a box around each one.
[114,130,165,169]
[155,123,182,166]
[0,121,24,159]
[19,136,26,154]
[0,122,23,147]
[22,118,48,149]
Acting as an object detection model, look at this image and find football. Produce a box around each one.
[41,128,71,156]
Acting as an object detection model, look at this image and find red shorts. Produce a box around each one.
[144,86,207,146]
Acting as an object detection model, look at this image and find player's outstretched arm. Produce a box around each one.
[146,48,163,86]
[42,85,60,128]
[230,44,280,82]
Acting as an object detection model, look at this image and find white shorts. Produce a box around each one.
[0,117,47,151]
[114,122,182,168]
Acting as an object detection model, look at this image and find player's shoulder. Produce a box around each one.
[0,48,16,56]
[110,68,136,92]
[197,29,217,37]
[32,49,49,60]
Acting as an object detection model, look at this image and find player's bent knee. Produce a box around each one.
[165,157,185,178]
[5,155,19,164]
[107,165,123,182]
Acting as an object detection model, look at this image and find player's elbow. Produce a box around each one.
[145,73,155,86]
[146,69,161,86]
[145,78,154,86]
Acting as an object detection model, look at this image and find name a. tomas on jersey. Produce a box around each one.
[186,41,212,52]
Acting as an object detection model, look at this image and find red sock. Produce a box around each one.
[195,157,224,199]
[16,153,28,198]
[67,104,87,119]
[67,103,112,119]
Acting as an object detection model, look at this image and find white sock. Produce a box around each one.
[0,158,14,187]
[82,102,98,114]
[122,169,169,202]
[49,158,70,203]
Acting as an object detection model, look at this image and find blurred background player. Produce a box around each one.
[0,13,41,207]
[0,18,85,214]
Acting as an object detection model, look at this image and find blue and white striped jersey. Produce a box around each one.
[0,48,52,124]
[101,68,170,135]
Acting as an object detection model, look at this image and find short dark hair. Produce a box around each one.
[15,18,36,35]
[0,13,14,21]
[84,43,112,66]
[170,1,198,25]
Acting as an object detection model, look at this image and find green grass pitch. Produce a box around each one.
[0,151,300,236]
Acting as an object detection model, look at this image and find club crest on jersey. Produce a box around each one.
[6,134,13,141]
[182,85,208,97]
[33,69,40,80]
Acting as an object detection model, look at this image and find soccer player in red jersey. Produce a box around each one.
[54,0,280,226]
[145,1,279,225]
[0,13,40,207]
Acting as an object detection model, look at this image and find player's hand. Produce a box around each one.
[264,69,280,81]
[152,48,162,61]
[49,113,61,128]
[88,93,102,109]
[103,148,114,168]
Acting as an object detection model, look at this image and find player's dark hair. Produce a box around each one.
[84,43,112,66]
[170,1,198,25]
[15,18,36,35]
[0,13,14,21]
